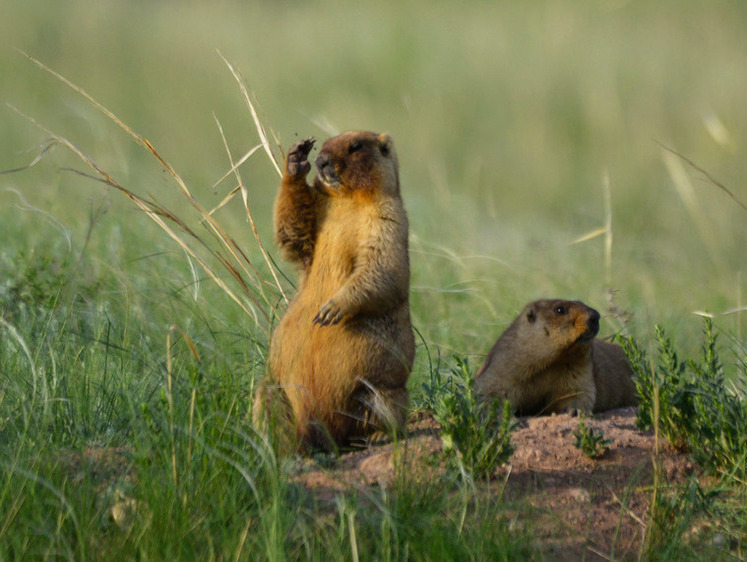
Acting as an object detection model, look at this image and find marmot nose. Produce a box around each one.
[315,153,329,169]
[587,309,600,333]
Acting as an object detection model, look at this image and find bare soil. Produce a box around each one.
[292,407,695,560]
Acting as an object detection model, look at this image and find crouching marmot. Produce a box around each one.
[474,299,638,415]
[254,131,415,450]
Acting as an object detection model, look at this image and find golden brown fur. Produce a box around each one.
[474,299,638,415]
[254,131,414,450]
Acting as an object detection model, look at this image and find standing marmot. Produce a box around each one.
[254,131,415,450]
[474,299,638,415]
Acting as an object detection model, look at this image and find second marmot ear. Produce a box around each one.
[378,133,393,156]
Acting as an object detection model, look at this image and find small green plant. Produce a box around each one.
[620,318,747,479]
[426,355,515,480]
[572,419,612,459]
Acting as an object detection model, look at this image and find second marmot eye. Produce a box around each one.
[348,142,362,154]
[554,305,567,315]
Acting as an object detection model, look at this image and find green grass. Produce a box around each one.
[423,355,515,480]
[1,0,746,559]
[624,319,747,479]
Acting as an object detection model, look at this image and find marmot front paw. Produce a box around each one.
[286,137,315,178]
[313,299,344,326]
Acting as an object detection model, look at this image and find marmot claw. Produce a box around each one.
[313,299,343,326]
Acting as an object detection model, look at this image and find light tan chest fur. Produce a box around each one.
[298,197,375,306]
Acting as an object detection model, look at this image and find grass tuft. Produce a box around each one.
[423,354,515,481]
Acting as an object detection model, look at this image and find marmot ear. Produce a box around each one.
[527,309,536,323]
[378,133,394,156]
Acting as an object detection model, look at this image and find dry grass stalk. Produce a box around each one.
[10,52,291,332]
[212,114,288,304]
[657,141,747,213]
[219,51,283,177]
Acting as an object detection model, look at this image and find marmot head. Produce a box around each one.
[314,131,399,197]
[518,299,600,363]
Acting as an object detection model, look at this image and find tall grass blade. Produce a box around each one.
[0,317,41,405]
[214,114,288,303]
[0,139,56,175]
[218,52,282,178]
[658,141,747,213]
[603,170,613,286]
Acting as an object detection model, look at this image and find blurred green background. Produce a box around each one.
[1,0,745,357]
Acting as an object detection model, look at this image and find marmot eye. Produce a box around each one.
[554,305,568,315]
[348,142,363,154]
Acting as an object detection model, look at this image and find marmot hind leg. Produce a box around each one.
[252,378,297,452]
[350,383,409,444]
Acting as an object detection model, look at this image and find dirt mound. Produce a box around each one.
[292,407,695,560]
